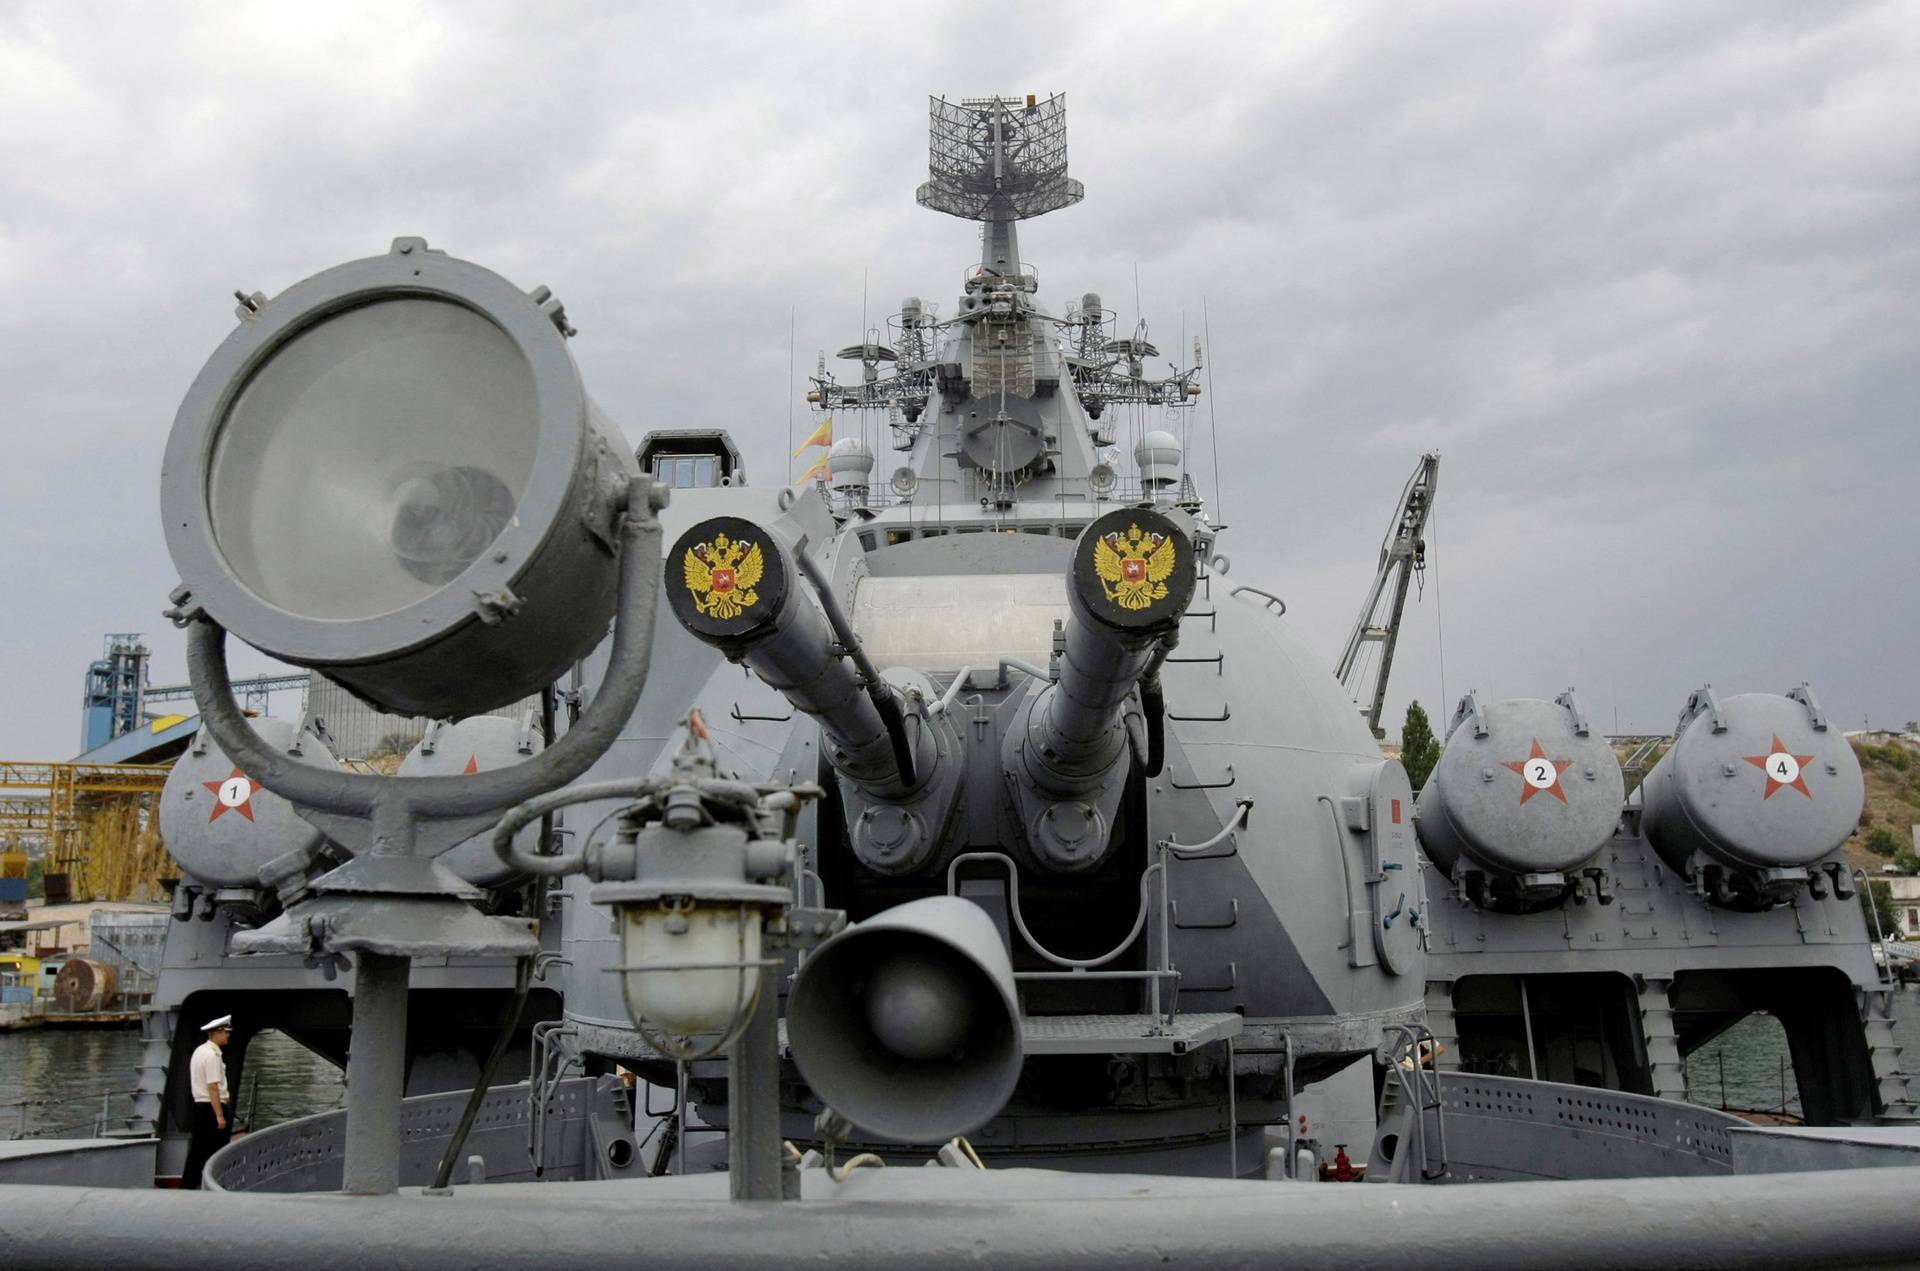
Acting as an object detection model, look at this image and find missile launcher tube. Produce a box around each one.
[159,717,339,890]
[1640,686,1863,880]
[1415,692,1625,886]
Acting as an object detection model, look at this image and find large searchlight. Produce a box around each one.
[160,237,636,719]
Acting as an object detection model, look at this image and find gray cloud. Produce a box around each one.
[0,0,1913,759]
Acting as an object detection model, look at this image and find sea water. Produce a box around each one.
[1682,982,1920,1118]
[0,1027,343,1140]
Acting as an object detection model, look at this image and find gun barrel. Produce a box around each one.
[667,515,911,792]
[1010,508,1194,870]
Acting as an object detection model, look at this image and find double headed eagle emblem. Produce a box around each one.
[683,532,764,619]
[1093,523,1177,610]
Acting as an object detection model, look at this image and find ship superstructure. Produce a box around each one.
[552,93,1425,1168]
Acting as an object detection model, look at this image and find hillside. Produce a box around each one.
[1844,738,1920,874]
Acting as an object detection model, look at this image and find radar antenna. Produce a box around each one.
[918,94,1083,281]
[1337,452,1441,739]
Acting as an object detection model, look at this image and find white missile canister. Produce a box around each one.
[397,713,543,887]
[1416,692,1625,883]
[159,718,339,888]
[1641,686,1862,877]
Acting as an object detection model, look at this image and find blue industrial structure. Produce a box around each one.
[79,633,150,754]
[77,631,309,761]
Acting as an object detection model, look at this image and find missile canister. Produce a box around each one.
[397,714,543,887]
[159,718,338,888]
[1416,692,1625,884]
[1640,686,1863,877]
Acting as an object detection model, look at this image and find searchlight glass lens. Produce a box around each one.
[206,298,538,620]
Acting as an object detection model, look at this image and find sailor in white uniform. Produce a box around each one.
[180,1014,233,1189]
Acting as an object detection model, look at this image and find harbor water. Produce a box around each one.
[1684,1014,1805,1116]
[1,1027,344,1140]
[1683,984,1920,1117]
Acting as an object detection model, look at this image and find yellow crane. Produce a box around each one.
[0,762,172,902]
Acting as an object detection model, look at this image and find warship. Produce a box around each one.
[0,94,1915,1268]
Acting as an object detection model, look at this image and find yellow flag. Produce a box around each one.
[797,456,830,484]
[792,418,833,455]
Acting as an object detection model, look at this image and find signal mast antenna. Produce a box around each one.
[918,94,1083,281]
[1337,453,1441,739]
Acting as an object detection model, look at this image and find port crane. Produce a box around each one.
[1337,452,1440,739]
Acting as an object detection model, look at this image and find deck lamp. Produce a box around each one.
[602,811,791,1048]
[595,743,797,1053]
[488,721,808,1056]
[160,237,636,719]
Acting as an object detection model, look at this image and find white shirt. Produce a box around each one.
[189,1039,227,1105]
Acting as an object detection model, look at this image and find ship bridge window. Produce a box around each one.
[886,529,914,546]
[651,454,721,489]
[858,531,877,551]
[919,527,948,538]
[1022,525,1053,535]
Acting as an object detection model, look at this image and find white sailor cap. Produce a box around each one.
[201,1014,233,1032]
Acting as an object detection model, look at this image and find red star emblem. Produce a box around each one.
[464,755,479,774]
[1745,735,1814,799]
[1503,738,1573,804]
[203,768,263,823]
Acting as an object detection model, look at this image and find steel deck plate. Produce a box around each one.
[1021,1012,1242,1055]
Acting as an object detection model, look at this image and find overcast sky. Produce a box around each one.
[1,0,1914,760]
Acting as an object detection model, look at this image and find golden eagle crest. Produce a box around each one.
[1094,523,1176,610]
[683,532,764,619]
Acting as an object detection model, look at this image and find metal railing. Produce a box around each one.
[3,1086,142,1141]
[1380,1023,1448,1181]
[941,800,1252,1027]
[1425,1070,1743,1183]
[527,1021,580,1178]
[1855,868,1899,990]
[944,850,1179,1023]
[207,1077,602,1192]
[818,474,1205,520]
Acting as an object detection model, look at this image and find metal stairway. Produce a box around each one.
[1365,1023,1448,1183]
[1635,974,1689,1102]
[1863,990,1919,1121]
[127,1003,177,1136]
[1422,981,1461,1072]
